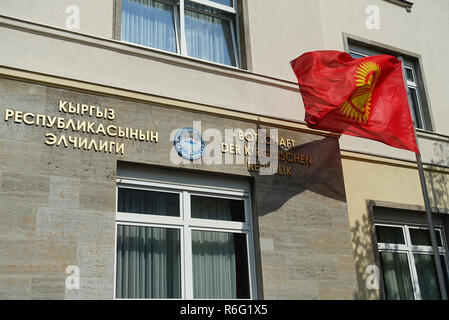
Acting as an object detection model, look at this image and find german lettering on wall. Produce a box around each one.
[221,129,313,176]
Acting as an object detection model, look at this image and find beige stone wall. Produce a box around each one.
[0,77,357,299]
[339,152,449,299]
[1,0,448,300]
[0,0,113,38]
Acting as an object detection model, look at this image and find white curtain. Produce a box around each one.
[116,225,181,298]
[122,0,177,53]
[118,188,179,216]
[192,230,237,299]
[185,9,236,66]
[380,252,414,300]
[191,196,238,298]
[414,254,441,300]
[191,195,238,221]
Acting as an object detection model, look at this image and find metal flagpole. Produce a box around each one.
[399,56,448,300]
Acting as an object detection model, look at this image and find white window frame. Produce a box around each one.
[375,221,449,300]
[114,177,257,300]
[121,0,240,68]
[404,65,425,129]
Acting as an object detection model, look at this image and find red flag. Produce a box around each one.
[290,50,419,153]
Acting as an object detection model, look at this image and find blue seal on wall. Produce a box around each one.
[174,127,205,160]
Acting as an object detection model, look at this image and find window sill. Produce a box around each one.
[416,129,449,143]
[383,0,413,12]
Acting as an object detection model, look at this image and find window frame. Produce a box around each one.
[117,0,241,68]
[375,221,449,300]
[114,177,257,300]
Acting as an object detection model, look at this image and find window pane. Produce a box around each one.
[122,0,177,53]
[414,254,441,300]
[191,195,245,222]
[440,255,449,292]
[185,9,236,66]
[192,230,250,299]
[118,188,180,216]
[209,0,233,6]
[376,226,405,244]
[408,87,424,129]
[116,225,181,299]
[380,252,414,300]
[348,51,367,59]
[409,228,442,247]
[405,67,415,82]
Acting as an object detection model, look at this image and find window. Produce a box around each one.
[348,44,432,131]
[121,0,240,67]
[375,222,449,300]
[114,178,255,299]
[383,0,414,12]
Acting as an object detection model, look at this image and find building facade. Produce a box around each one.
[0,0,448,299]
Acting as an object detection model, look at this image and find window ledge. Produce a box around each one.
[383,0,413,12]
[0,14,297,91]
[416,129,449,143]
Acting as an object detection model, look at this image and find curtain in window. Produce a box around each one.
[191,195,244,222]
[118,188,180,216]
[190,196,236,298]
[185,10,236,66]
[116,225,181,298]
[414,254,441,300]
[122,0,177,53]
[380,252,415,300]
[192,230,237,299]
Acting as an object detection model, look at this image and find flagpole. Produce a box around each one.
[399,56,448,300]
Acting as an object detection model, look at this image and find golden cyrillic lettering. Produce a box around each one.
[139,130,146,141]
[96,108,103,118]
[128,128,137,140]
[106,125,117,137]
[81,104,89,115]
[57,117,65,129]
[88,139,98,151]
[150,131,158,143]
[96,123,106,136]
[35,114,46,126]
[68,136,77,148]
[78,137,88,150]
[57,134,68,147]
[46,116,57,128]
[4,109,14,121]
[107,109,115,120]
[59,101,68,112]
[118,127,126,138]
[44,133,57,146]
[116,142,125,155]
[23,112,35,125]
[76,120,87,132]
[99,140,108,152]
[65,119,76,131]
[68,102,76,114]
[86,121,95,134]
[14,111,23,123]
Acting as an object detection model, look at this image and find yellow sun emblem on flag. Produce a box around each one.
[339,60,381,124]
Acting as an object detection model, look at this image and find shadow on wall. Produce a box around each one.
[350,214,381,300]
[251,136,347,217]
[426,141,449,210]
